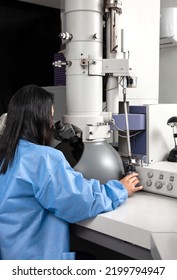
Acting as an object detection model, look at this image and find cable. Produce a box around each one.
[110,120,142,137]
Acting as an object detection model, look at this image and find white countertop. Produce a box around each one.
[77,191,177,252]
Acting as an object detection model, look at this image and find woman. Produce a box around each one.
[0,84,142,260]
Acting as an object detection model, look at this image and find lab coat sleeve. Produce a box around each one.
[33,150,128,223]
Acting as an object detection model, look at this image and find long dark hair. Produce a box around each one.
[0,84,54,174]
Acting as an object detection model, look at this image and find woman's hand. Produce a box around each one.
[120,172,143,196]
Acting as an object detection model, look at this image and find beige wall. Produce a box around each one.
[160,0,177,103]
[119,0,160,105]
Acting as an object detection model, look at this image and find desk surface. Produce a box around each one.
[76,191,177,258]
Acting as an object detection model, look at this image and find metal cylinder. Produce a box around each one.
[63,0,104,131]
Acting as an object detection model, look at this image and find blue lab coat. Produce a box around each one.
[0,139,128,260]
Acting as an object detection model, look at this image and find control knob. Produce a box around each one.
[167,183,173,191]
[155,181,163,189]
[147,171,153,178]
[146,180,152,187]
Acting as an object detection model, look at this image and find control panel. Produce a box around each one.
[136,161,177,198]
